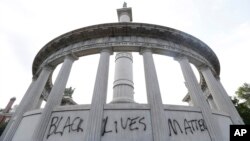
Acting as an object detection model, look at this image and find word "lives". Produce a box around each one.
[102,116,147,136]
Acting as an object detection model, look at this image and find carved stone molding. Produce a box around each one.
[32,22,220,99]
[33,23,220,75]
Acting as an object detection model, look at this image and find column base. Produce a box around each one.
[110,97,135,103]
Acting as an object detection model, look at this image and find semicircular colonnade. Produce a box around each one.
[0,5,244,141]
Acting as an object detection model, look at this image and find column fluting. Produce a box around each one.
[141,48,170,141]
[176,56,223,141]
[83,49,111,141]
[0,66,52,141]
[112,52,134,103]
[32,54,78,141]
[201,67,244,124]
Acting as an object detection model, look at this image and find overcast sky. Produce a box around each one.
[1,0,250,108]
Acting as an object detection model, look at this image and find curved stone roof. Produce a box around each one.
[32,22,220,76]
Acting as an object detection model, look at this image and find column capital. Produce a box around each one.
[198,65,209,72]
[66,53,79,61]
[33,65,53,80]
[139,48,152,55]
[101,48,113,55]
[42,65,54,72]
[32,75,38,81]
[174,55,188,62]
[199,66,220,79]
[115,52,133,62]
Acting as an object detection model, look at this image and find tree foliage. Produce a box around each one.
[64,87,75,98]
[0,121,8,136]
[235,83,250,106]
[232,83,250,124]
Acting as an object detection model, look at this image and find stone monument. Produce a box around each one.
[0,3,243,141]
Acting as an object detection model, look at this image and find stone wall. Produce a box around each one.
[12,104,231,141]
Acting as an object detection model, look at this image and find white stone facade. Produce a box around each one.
[0,4,243,141]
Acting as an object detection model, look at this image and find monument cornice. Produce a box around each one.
[33,22,220,77]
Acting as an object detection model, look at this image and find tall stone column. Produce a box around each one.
[141,48,170,141]
[201,67,244,124]
[0,66,52,141]
[83,49,111,141]
[32,54,78,141]
[217,80,244,124]
[112,4,135,103]
[0,81,34,141]
[176,56,223,141]
[112,52,134,103]
[0,97,16,124]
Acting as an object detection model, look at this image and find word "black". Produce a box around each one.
[46,116,84,139]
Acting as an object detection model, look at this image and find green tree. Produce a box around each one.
[64,87,75,98]
[0,121,8,136]
[232,83,250,124]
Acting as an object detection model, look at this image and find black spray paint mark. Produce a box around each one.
[46,116,83,139]
[168,119,183,136]
[102,116,112,136]
[168,118,207,136]
[102,116,147,136]
[184,119,193,134]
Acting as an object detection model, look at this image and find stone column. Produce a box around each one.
[32,54,78,141]
[32,96,44,109]
[112,4,134,103]
[217,80,244,124]
[0,66,52,141]
[207,95,217,110]
[141,48,170,141]
[112,52,134,103]
[31,91,45,110]
[176,56,223,141]
[0,97,16,124]
[0,81,34,141]
[83,49,111,141]
[201,67,244,124]
[204,88,217,110]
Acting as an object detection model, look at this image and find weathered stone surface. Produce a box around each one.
[4,4,239,141]
[112,52,134,103]
[11,105,231,141]
[32,23,220,93]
